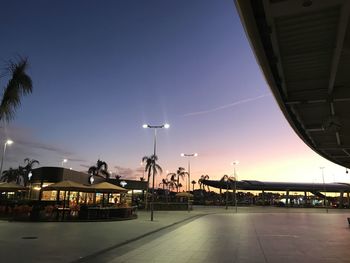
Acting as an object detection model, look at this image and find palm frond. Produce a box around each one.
[88,166,97,175]
[0,57,33,122]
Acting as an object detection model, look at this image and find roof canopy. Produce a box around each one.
[175,192,194,198]
[0,182,27,192]
[236,0,350,169]
[89,182,127,193]
[42,180,90,192]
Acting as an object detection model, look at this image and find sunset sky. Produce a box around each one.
[0,0,348,187]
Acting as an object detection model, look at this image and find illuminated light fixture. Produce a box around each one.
[0,139,14,177]
[28,171,33,180]
[180,152,198,213]
[142,122,170,221]
[120,181,127,187]
[89,176,94,184]
[143,123,170,129]
[61,158,68,167]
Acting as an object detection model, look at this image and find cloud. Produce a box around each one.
[183,94,271,117]
[65,158,87,163]
[114,165,144,179]
[15,139,73,156]
[0,124,85,168]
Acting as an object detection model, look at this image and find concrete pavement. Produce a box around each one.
[0,207,350,262]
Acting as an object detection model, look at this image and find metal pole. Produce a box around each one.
[187,158,190,212]
[0,142,7,177]
[151,129,157,221]
[320,167,328,213]
[234,165,238,213]
[188,158,190,192]
[225,181,228,210]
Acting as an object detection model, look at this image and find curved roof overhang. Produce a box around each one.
[203,179,350,192]
[235,0,350,169]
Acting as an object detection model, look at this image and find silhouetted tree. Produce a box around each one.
[0,57,33,123]
[191,180,196,192]
[1,167,20,183]
[159,178,168,190]
[142,154,163,209]
[168,167,188,192]
[20,158,39,186]
[88,159,110,179]
[199,174,210,191]
[1,158,39,186]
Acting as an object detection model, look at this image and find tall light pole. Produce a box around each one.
[232,161,239,213]
[181,153,198,212]
[140,161,145,180]
[0,139,13,177]
[143,123,170,221]
[180,153,198,192]
[223,175,229,210]
[320,167,328,213]
[61,158,68,167]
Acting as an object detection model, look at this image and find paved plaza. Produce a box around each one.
[1,207,350,262]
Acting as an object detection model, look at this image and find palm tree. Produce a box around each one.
[1,167,20,184]
[88,159,110,179]
[159,178,169,202]
[205,175,210,192]
[168,167,188,192]
[20,158,39,186]
[142,154,163,209]
[0,57,33,123]
[166,173,177,192]
[191,180,196,192]
[159,178,168,190]
[220,174,230,206]
[198,174,210,191]
[0,158,39,186]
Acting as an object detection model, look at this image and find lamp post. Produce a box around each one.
[232,161,239,213]
[0,139,13,177]
[61,159,67,167]
[181,153,198,212]
[223,175,229,210]
[143,123,170,221]
[320,167,328,213]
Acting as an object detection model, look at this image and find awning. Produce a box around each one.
[89,182,127,193]
[42,180,91,192]
[0,182,28,192]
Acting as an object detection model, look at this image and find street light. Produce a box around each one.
[61,159,68,167]
[143,123,170,221]
[181,153,198,212]
[232,161,239,213]
[223,175,229,210]
[0,139,13,177]
[320,167,328,213]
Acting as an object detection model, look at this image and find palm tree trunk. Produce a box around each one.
[145,171,151,210]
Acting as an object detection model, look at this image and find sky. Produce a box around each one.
[0,0,348,187]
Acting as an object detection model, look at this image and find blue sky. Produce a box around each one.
[0,0,347,186]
